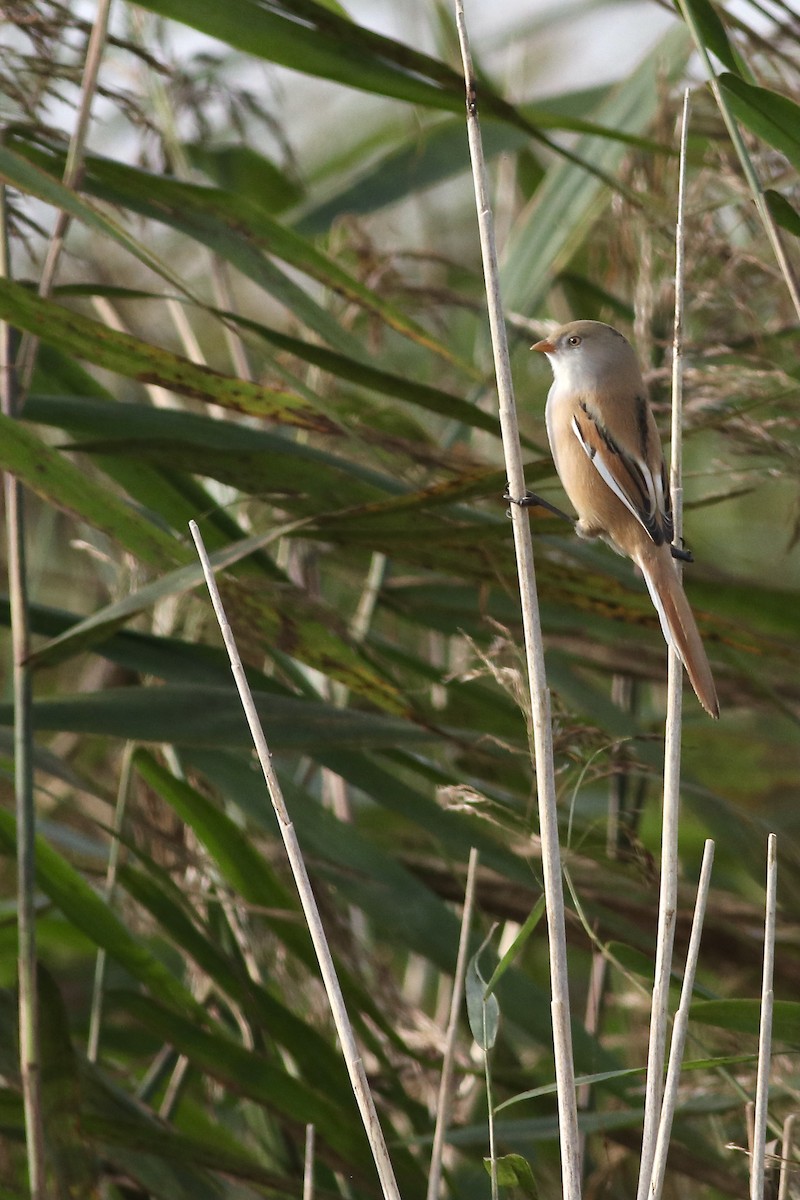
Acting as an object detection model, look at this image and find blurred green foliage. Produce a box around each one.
[0,0,799,1196]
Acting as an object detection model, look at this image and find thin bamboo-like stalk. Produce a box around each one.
[777,1113,796,1200]
[577,944,607,1173]
[325,550,387,936]
[648,839,715,1200]
[129,5,254,383]
[18,0,114,392]
[135,1044,176,1102]
[607,675,634,859]
[0,185,46,1197]
[159,1051,192,1120]
[452,6,580,1196]
[167,296,206,366]
[485,1034,498,1200]
[89,295,173,409]
[636,89,692,1200]
[427,847,479,1200]
[751,833,777,1200]
[675,0,800,321]
[211,258,253,381]
[303,1124,315,1200]
[668,100,692,593]
[331,550,388,715]
[87,741,135,1063]
[746,1099,755,1163]
[189,520,402,1200]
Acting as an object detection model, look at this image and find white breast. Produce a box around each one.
[544,380,566,477]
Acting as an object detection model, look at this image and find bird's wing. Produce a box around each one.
[571,402,673,546]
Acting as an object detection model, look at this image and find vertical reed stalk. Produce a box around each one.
[18,0,114,393]
[751,834,777,1200]
[648,839,715,1200]
[0,183,46,1197]
[636,89,691,1200]
[427,847,479,1200]
[453,4,581,1195]
[87,741,135,1063]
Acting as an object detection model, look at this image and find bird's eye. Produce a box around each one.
[567,335,582,347]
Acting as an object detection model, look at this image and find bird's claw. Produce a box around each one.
[504,487,574,524]
[503,486,537,508]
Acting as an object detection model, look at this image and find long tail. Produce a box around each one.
[638,546,719,719]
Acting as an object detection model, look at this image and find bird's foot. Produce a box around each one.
[504,487,574,525]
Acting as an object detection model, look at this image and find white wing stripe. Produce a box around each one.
[570,414,650,534]
[638,455,657,514]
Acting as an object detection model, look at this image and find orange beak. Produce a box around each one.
[531,338,555,353]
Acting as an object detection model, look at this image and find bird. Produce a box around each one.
[526,319,718,718]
